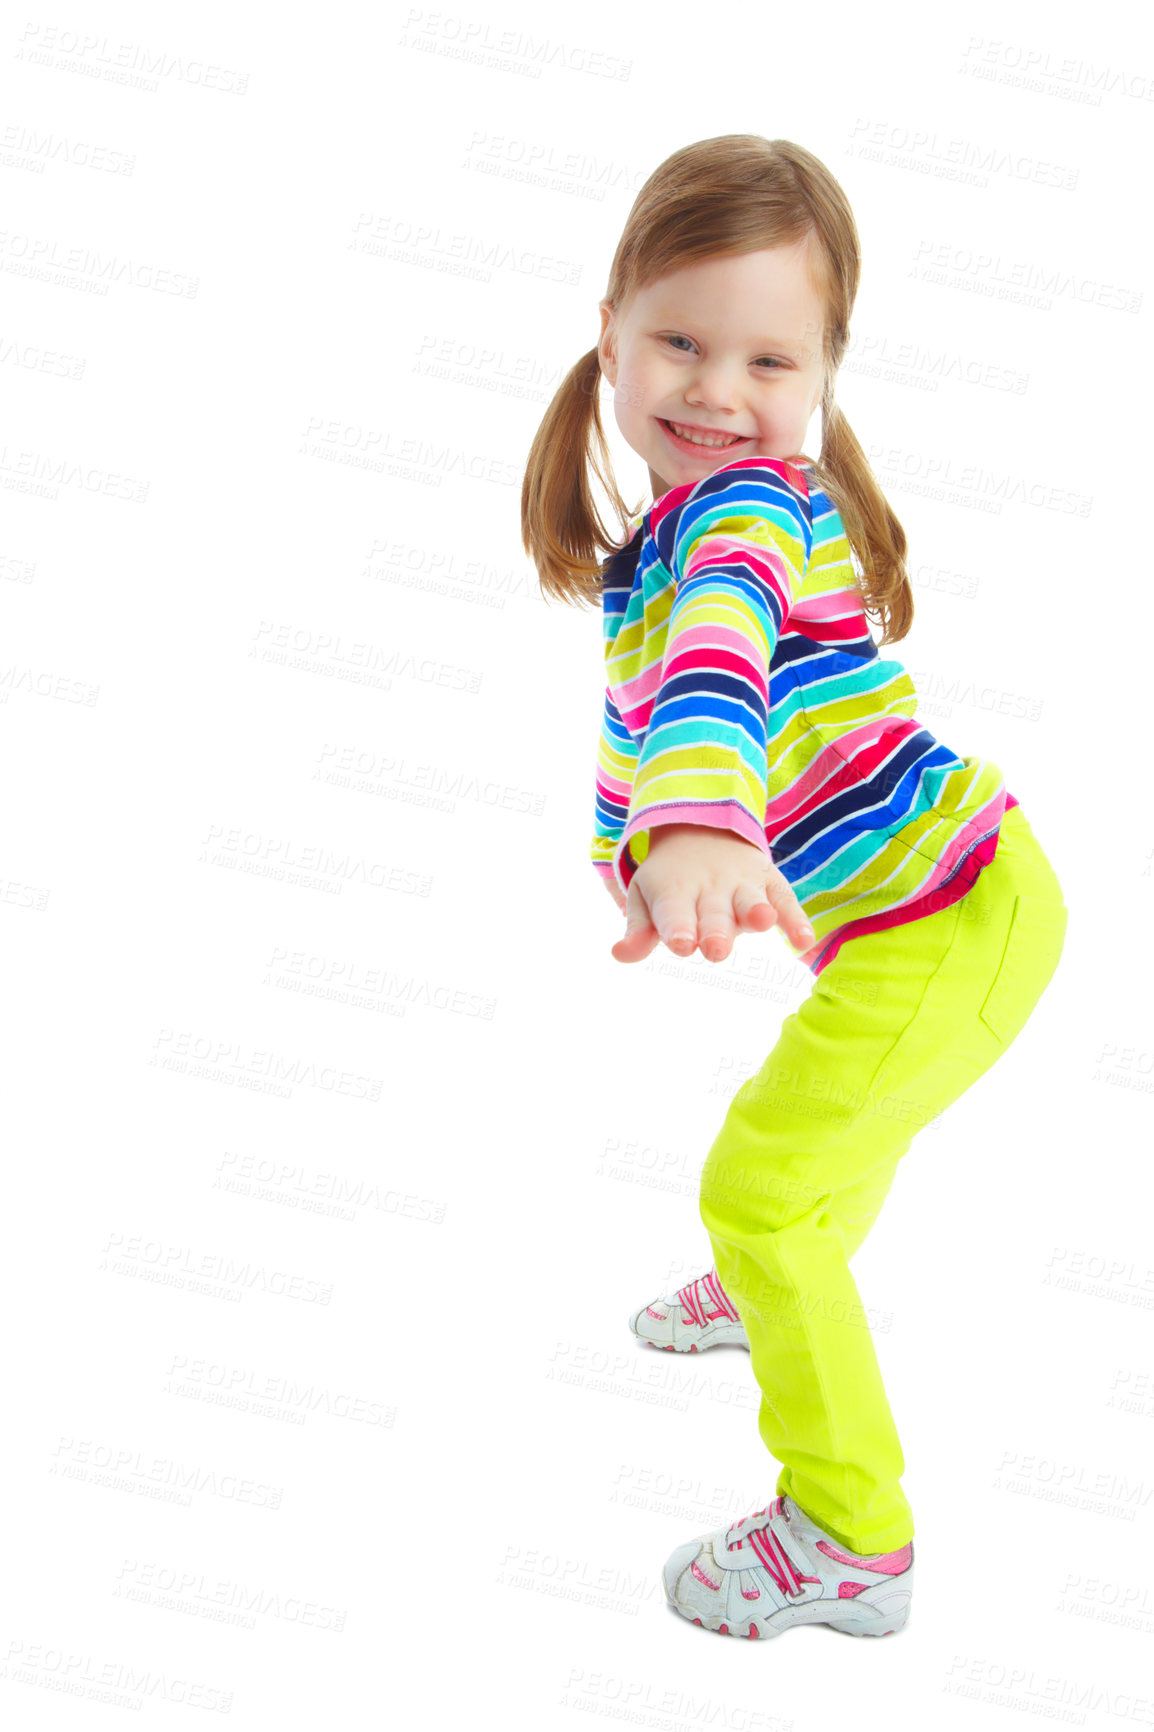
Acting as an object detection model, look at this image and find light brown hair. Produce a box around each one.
[519,134,914,645]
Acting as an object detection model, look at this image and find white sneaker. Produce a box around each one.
[663,1494,914,1640]
[629,1267,749,1353]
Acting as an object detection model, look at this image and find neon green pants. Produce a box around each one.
[698,804,1068,1556]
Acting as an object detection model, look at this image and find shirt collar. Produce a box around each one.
[611,458,816,552]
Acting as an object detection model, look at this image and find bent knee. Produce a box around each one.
[700,1151,823,1228]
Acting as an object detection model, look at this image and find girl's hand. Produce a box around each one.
[611,824,815,966]
[602,875,628,914]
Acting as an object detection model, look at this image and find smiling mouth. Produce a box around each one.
[660,418,753,451]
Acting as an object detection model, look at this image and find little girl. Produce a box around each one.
[520,135,1068,1643]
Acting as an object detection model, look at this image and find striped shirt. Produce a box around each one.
[591,455,1017,975]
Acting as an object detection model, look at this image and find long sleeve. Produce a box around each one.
[610,466,810,890]
[591,683,640,878]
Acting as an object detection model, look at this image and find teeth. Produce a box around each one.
[668,421,745,449]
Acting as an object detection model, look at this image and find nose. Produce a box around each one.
[684,361,745,416]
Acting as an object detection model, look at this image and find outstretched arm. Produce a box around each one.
[608,466,815,961]
[611,469,810,883]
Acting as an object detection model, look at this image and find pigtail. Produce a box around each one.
[520,346,637,610]
[805,393,915,647]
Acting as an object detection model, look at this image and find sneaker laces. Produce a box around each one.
[724,1496,819,1600]
[676,1268,741,1328]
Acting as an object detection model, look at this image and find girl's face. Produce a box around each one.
[598,240,827,503]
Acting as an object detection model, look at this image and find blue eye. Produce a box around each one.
[661,336,787,369]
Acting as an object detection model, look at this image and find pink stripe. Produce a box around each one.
[648,456,810,546]
[748,1526,801,1597]
[677,1279,705,1327]
[704,1270,740,1322]
[664,640,769,688]
[615,661,664,727]
[666,622,771,668]
[791,612,869,645]
[764,723,923,828]
[811,816,1006,976]
[815,1538,913,1574]
[681,534,793,613]
[788,589,864,625]
[620,806,771,863]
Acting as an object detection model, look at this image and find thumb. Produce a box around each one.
[624,875,653,928]
[611,879,658,962]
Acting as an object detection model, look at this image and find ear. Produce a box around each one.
[598,301,617,387]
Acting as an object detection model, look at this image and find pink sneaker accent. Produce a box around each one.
[630,1266,749,1355]
[664,1493,914,1641]
[725,1496,820,1599]
[815,1538,913,1575]
[677,1268,741,1328]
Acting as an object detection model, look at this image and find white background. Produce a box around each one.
[2,2,1152,1728]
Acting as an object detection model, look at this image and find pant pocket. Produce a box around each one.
[978,892,1069,1047]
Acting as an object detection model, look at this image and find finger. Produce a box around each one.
[694,889,739,963]
[646,887,698,957]
[765,881,816,950]
[735,882,815,951]
[611,922,659,963]
[733,886,779,933]
[611,882,660,964]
